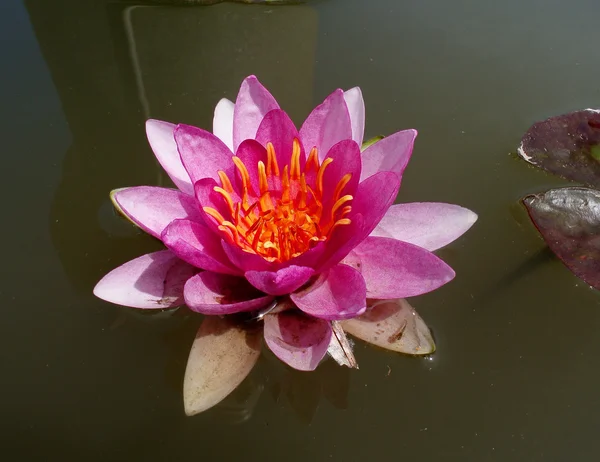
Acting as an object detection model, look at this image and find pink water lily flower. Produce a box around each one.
[94,76,476,404]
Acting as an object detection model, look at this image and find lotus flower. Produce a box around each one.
[94,75,477,415]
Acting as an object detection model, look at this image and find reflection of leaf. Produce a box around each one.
[523,187,600,290]
[183,316,261,416]
[341,299,435,355]
[518,108,600,187]
[327,321,358,368]
[360,135,384,152]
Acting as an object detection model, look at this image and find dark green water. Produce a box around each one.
[3,0,600,459]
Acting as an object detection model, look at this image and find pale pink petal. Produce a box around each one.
[113,186,203,239]
[349,236,455,299]
[299,89,352,162]
[291,264,367,320]
[343,87,365,147]
[370,202,478,251]
[184,272,273,315]
[264,310,332,371]
[328,321,358,368]
[146,119,193,194]
[175,124,233,184]
[255,109,304,170]
[233,75,280,150]
[213,98,235,151]
[183,316,261,416]
[360,129,417,181]
[161,219,240,275]
[93,251,196,309]
[245,266,314,296]
[341,299,435,355]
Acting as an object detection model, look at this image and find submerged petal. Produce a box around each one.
[299,89,352,162]
[348,237,455,299]
[341,299,435,355]
[370,202,478,251]
[184,272,273,315]
[112,186,203,239]
[291,264,367,320]
[175,124,233,184]
[183,316,261,416]
[233,75,280,150]
[146,119,193,194]
[213,98,235,151]
[360,129,417,181]
[343,87,365,147]
[245,266,314,296]
[93,251,196,309]
[161,219,240,275]
[264,310,332,371]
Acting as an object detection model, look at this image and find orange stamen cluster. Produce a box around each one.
[203,139,353,263]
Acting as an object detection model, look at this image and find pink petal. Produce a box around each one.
[291,264,367,320]
[319,139,361,227]
[184,272,273,315]
[213,98,235,151]
[349,236,455,299]
[341,299,435,355]
[343,87,365,147]
[245,265,314,296]
[360,129,417,181]
[93,251,196,309]
[221,240,275,273]
[174,124,233,184]
[194,178,234,231]
[183,316,261,416]
[315,171,399,272]
[233,139,268,196]
[255,109,303,171]
[161,219,240,275]
[233,75,280,150]
[264,310,332,371]
[113,186,203,239]
[299,89,352,162]
[370,202,478,251]
[146,119,193,194]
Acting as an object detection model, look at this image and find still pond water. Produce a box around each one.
[3,0,600,460]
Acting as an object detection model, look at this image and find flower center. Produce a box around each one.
[203,139,353,263]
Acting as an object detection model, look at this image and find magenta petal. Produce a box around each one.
[352,171,400,238]
[245,266,314,296]
[213,98,235,151]
[360,129,417,181]
[162,219,240,275]
[291,264,367,320]
[146,119,193,194]
[221,241,274,273]
[184,272,273,315]
[370,202,478,251]
[343,87,365,147]
[350,236,455,298]
[93,251,196,309]
[264,310,332,371]
[233,75,280,150]
[175,124,233,184]
[234,139,268,195]
[255,109,303,169]
[113,186,203,239]
[299,89,352,162]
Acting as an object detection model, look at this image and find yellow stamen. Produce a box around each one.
[316,158,333,198]
[218,170,233,193]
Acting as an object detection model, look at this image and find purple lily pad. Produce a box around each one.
[518,108,600,187]
[523,187,600,290]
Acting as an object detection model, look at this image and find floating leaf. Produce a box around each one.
[327,321,358,369]
[360,135,384,152]
[518,108,600,187]
[341,299,435,355]
[523,187,600,290]
[183,316,261,416]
